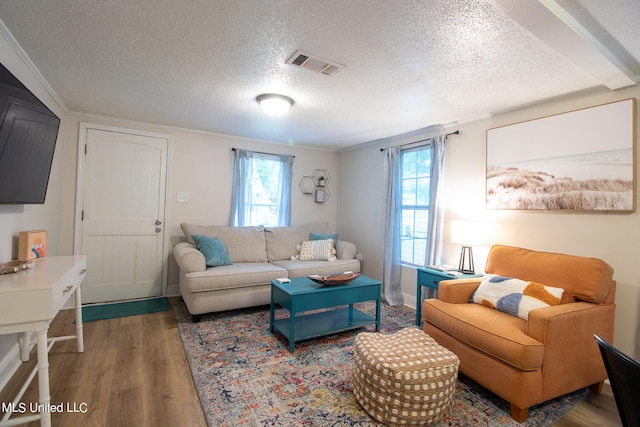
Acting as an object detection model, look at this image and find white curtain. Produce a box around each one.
[382,146,403,305]
[425,131,447,267]
[276,154,294,226]
[382,127,449,305]
[229,148,253,227]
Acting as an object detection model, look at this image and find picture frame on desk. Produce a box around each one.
[18,229,47,261]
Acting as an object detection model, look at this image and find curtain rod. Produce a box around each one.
[379,130,459,151]
[231,148,295,158]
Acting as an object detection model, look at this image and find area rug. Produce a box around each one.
[81,297,170,322]
[173,299,589,426]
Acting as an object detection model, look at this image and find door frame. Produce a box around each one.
[73,122,173,298]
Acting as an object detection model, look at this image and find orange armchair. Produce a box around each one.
[422,245,616,422]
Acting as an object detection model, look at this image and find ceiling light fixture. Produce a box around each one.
[256,93,294,117]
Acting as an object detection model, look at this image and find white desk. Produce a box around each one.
[0,256,86,427]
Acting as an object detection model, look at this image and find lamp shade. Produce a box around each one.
[256,93,294,117]
[451,220,495,274]
[450,220,493,246]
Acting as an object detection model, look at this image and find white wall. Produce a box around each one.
[0,30,70,387]
[0,37,68,261]
[338,86,640,357]
[61,115,341,292]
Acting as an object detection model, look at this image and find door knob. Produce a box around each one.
[155,219,163,225]
[155,227,162,233]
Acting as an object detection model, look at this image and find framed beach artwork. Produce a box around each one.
[486,98,635,212]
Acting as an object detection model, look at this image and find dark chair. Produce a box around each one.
[594,334,640,427]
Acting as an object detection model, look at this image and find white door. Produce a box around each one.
[77,125,169,303]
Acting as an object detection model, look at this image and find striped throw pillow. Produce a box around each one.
[294,239,337,261]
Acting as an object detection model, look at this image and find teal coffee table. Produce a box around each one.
[270,275,381,352]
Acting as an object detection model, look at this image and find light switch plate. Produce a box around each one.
[177,192,189,203]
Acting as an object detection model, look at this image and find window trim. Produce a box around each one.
[399,144,431,267]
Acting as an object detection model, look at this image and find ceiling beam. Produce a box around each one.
[488,0,638,90]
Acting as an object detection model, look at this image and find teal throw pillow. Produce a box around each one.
[191,234,233,267]
[310,232,338,244]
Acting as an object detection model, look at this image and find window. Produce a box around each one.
[400,147,431,265]
[230,150,293,227]
[246,155,282,226]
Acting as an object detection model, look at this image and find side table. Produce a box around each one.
[0,256,86,427]
[415,267,482,325]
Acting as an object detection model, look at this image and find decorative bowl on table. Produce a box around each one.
[0,260,33,275]
[308,271,361,286]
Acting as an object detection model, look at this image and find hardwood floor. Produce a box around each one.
[0,298,207,427]
[0,297,622,426]
[552,383,622,427]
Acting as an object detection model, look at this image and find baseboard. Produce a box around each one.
[166,284,180,298]
[403,288,437,313]
[0,341,26,392]
[403,291,417,311]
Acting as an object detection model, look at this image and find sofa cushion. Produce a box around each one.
[180,224,267,263]
[264,223,327,261]
[183,262,286,293]
[294,239,337,261]
[271,259,361,278]
[471,274,563,320]
[423,299,544,371]
[485,245,613,304]
[191,235,233,267]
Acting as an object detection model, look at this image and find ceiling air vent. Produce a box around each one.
[286,50,344,76]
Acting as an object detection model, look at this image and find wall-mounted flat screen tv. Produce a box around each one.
[0,63,60,204]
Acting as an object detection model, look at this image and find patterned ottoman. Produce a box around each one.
[352,328,459,426]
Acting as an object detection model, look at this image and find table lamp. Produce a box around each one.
[451,220,491,274]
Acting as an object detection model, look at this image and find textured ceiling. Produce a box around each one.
[0,0,638,150]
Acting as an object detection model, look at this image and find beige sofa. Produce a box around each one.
[173,223,361,320]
